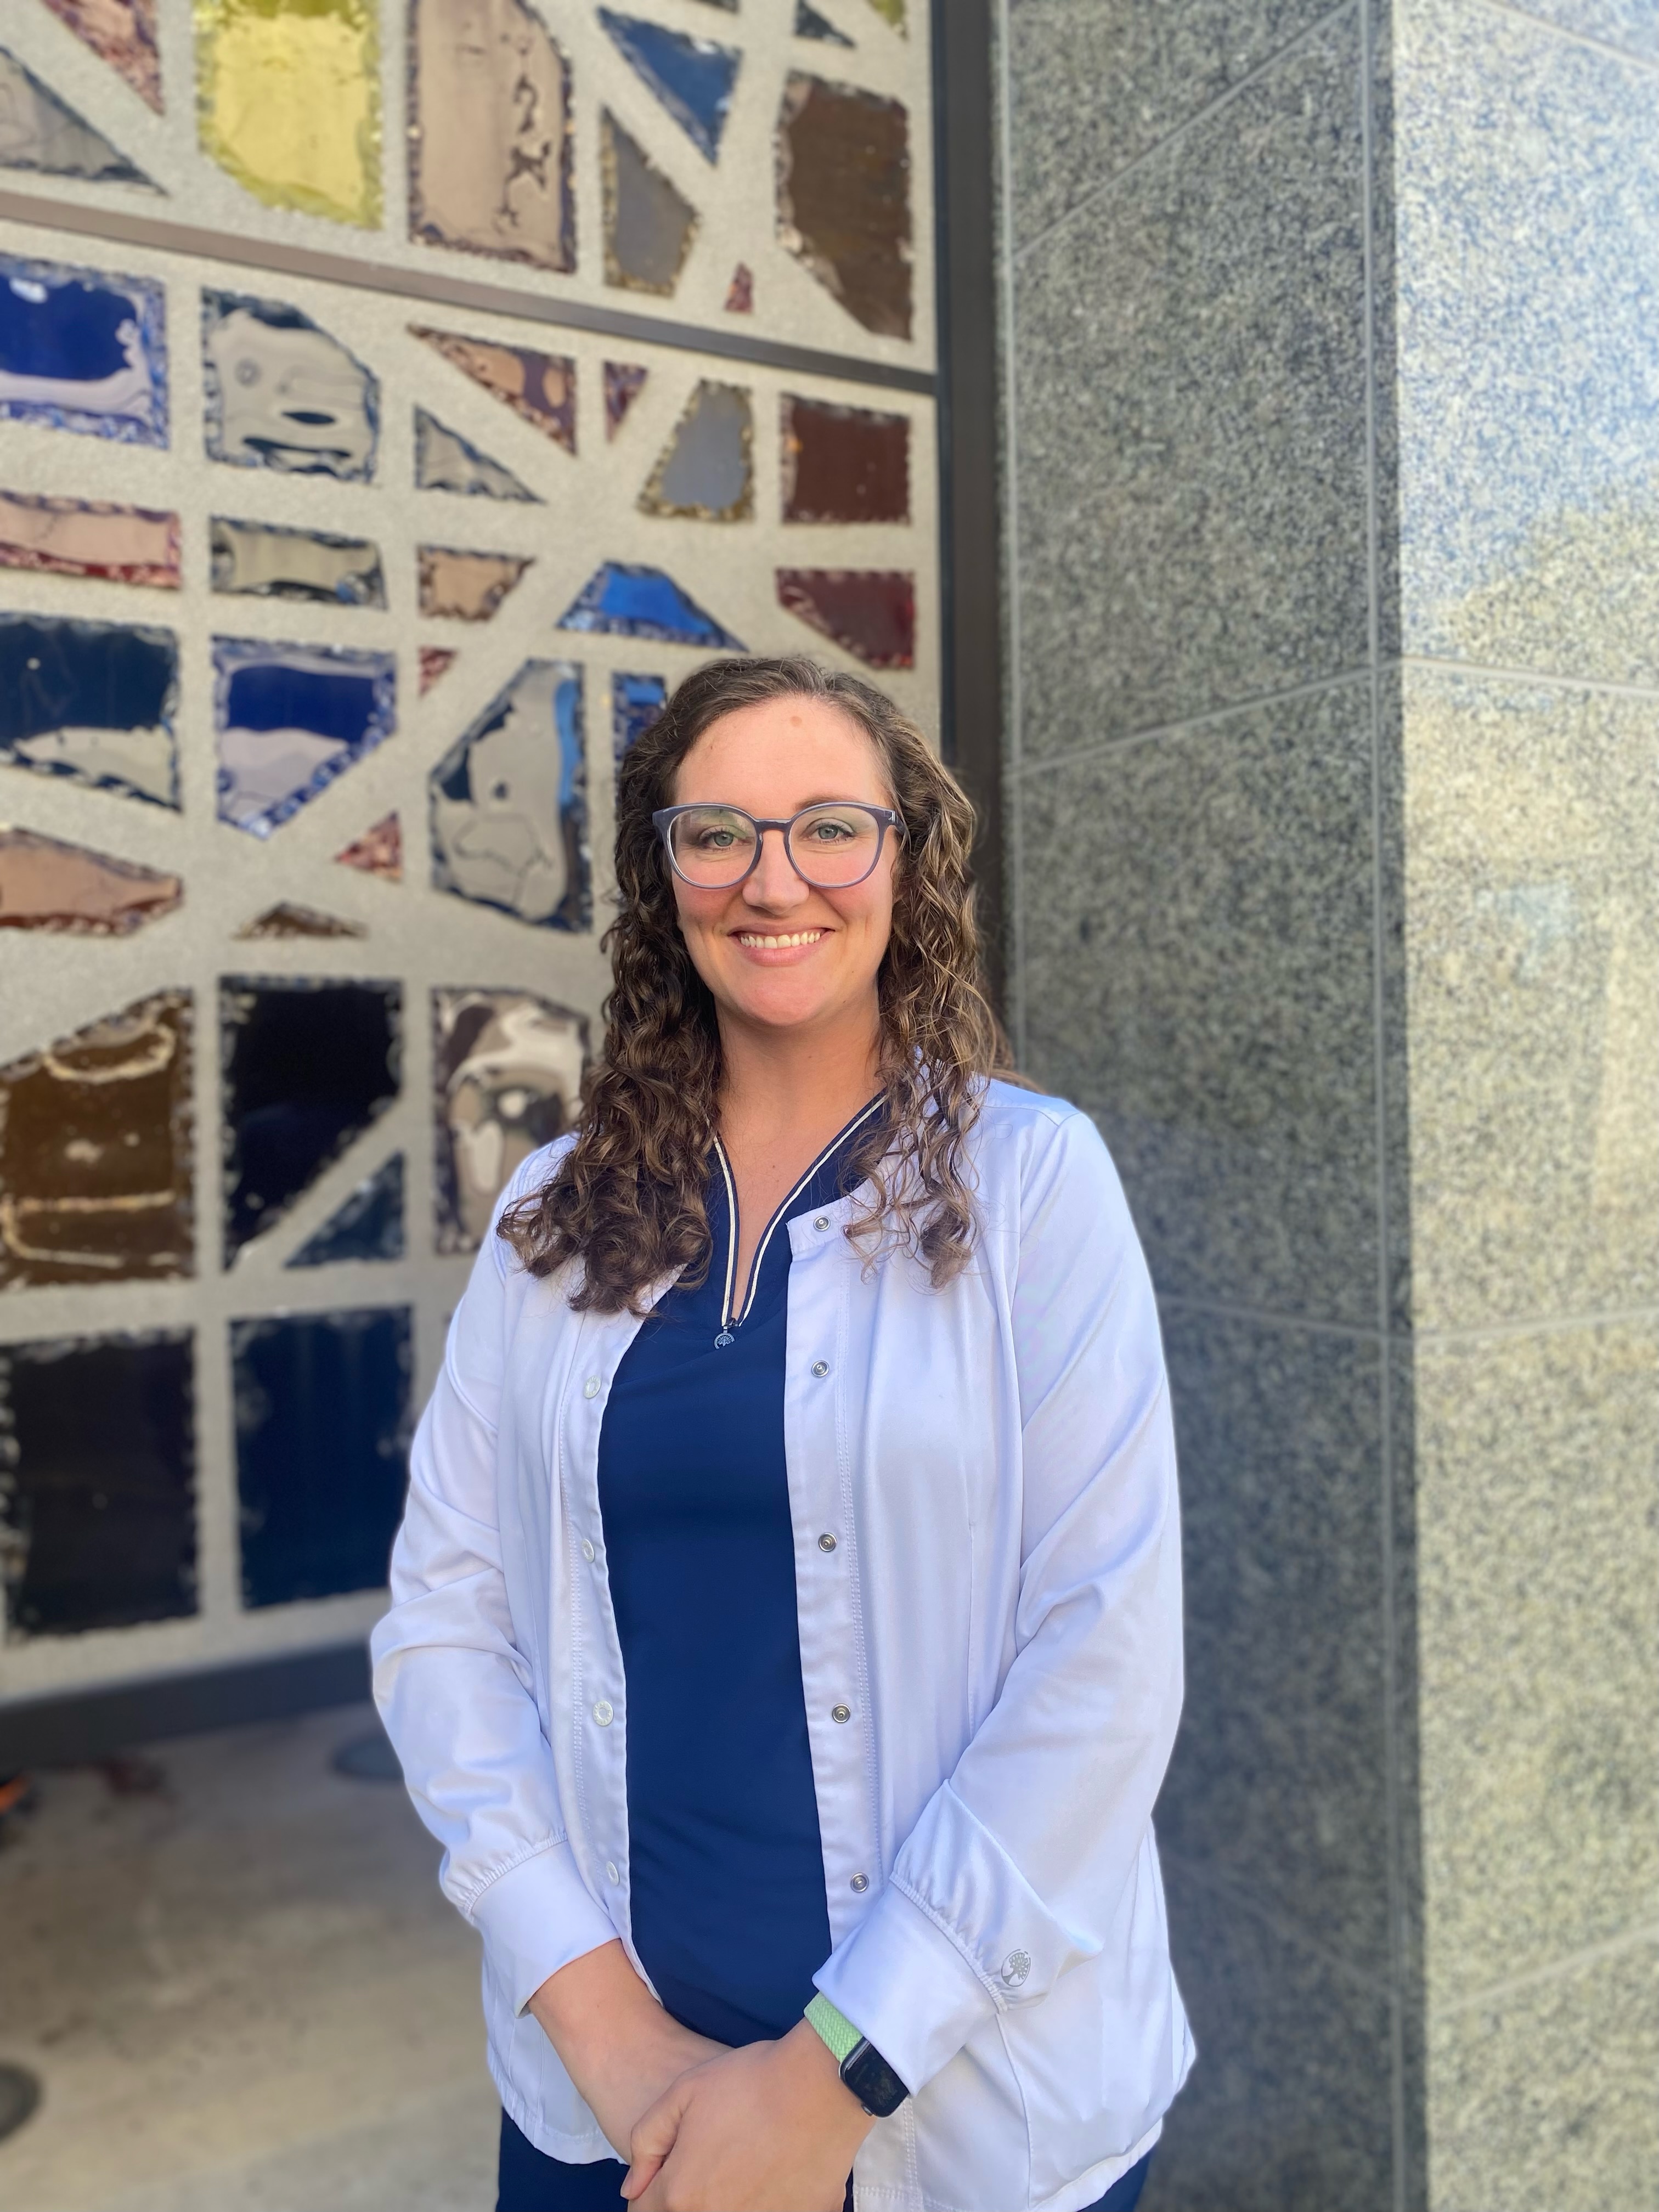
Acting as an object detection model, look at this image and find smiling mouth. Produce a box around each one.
[735,929,826,949]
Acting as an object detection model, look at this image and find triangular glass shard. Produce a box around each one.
[334,811,402,878]
[557,563,744,649]
[794,2,853,43]
[862,0,905,27]
[601,112,698,296]
[412,326,575,455]
[418,545,532,622]
[724,262,754,313]
[286,1153,404,1266]
[235,901,366,939]
[598,11,739,164]
[639,381,753,521]
[0,47,155,184]
[414,407,539,501]
[0,826,180,935]
[212,638,396,838]
[776,567,915,667]
[39,0,162,112]
[417,648,457,696]
[605,361,649,438]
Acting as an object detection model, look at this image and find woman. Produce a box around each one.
[373,657,1192,2212]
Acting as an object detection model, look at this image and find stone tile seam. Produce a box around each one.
[1430,1922,1659,2019]
[1012,667,1374,779]
[1156,1294,1386,1345]
[1471,0,1659,78]
[1008,0,1358,270]
[1161,1851,1402,2001]
[1403,652,1659,704]
[1412,1301,1659,1348]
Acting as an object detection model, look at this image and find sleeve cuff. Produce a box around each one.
[466,1838,621,2015]
[813,1879,998,2095]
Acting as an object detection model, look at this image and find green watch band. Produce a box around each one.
[804,1992,862,2066]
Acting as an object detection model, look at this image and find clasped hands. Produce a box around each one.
[529,1939,874,2212]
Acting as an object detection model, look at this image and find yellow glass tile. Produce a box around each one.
[195,0,382,229]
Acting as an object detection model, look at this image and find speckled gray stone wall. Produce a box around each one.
[997,1,1657,2207]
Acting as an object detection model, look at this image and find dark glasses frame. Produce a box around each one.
[652,802,904,890]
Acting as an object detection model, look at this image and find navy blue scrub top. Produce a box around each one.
[596,1098,884,2050]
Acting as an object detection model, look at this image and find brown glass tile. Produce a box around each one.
[0,827,181,934]
[724,262,754,313]
[776,567,915,667]
[432,988,587,1251]
[417,648,457,696]
[605,360,649,439]
[776,73,911,340]
[334,811,403,878]
[0,491,179,586]
[417,545,533,622]
[412,326,575,455]
[40,0,162,111]
[235,902,366,939]
[602,109,698,295]
[0,990,193,1288]
[781,395,909,524]
[408,0,573,271]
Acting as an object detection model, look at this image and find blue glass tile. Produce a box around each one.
[597,10,740,162]
[794,2,853,43]
[430,661,590,929]
[232,1306,412,1606]
[286,1153,404,1267]
[613,670,667,763]
[202,289,378,481]
[221,977,401,1260]
[212,637,396,838]
[0,252,166,444]
[0,612,178,806]
[557,561,745,648]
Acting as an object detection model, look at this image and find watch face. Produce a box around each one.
[843,2039,909,2119]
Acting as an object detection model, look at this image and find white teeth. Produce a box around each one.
[737,930,823,949]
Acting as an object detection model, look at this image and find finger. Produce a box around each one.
[619,2151,664,2200]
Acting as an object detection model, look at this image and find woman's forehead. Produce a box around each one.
[674,696,889,806]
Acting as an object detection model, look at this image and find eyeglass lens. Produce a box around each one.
[668,804,884,889]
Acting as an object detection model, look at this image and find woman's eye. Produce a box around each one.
[805,818,855,842]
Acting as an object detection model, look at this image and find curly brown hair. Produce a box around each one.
[499,654,1014,1311]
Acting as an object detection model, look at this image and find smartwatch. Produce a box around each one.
[804,1993,910,2119]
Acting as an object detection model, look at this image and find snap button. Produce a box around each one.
[811,1360,829,1378]
[606,1861,619,1884]
[583,1376,601,1400]
[831,1703,851,1724]
[1001,1949,1031,1987]
[582,1539,596,1562]
[817,1532,837,1553]
[813,1216,830,1232]
[592,1700,613,1726]
[850,1873,870,1893]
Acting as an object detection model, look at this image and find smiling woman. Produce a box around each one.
[373,655,1188,2212]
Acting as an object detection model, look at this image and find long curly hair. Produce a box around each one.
[499,654,1014,1311]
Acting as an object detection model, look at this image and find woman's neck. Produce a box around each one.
[715,996,882,1163]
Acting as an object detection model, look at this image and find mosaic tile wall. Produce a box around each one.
[0,0,936,1700]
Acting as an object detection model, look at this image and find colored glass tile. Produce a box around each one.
[605,360,648,438]
[417,545,532,622]
[0,990,194,1288]
[203,291,377,479]
[794,2,853,44]
[557,562,744,648]
[0,253,167,444]
[408,0,573,273]
[414,406,538,501]
[724,262,754,314]
[286,1153,403,1266]
[417,648,456,697]
[0,613,178,808]
[601,112,698,297]
[430,661,588,930]
[0,46,151,183]
[0,489,178,586]
[863,0,904,25]
[0,827,181,935]
[639,379,752,521]
[232,1306,411,1604]
[432,989,585,1251]
[412,326,575,454]
[781,395,909,523]
[211,517,386,606]
[195,0,381,228]
[776,74,912,340]
[38,0,161,112]
[220,977,400,1259]
[335,810,402,877]
[0,1333,195,1638]
[212,637,396,838]
[613,672,666,764]
[776,567,915,667]
[599,10,738,165]
[235,901,365,939]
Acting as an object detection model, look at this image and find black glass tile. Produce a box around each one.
[286,1153,404,1267]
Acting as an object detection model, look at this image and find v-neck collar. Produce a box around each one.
[709,1095,885,1341]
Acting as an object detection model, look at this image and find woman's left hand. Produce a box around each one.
[622,2019,874,2211]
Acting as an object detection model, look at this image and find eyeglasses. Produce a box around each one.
[652,802,903,891]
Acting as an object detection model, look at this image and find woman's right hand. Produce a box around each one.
[526,1939,725,2156]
